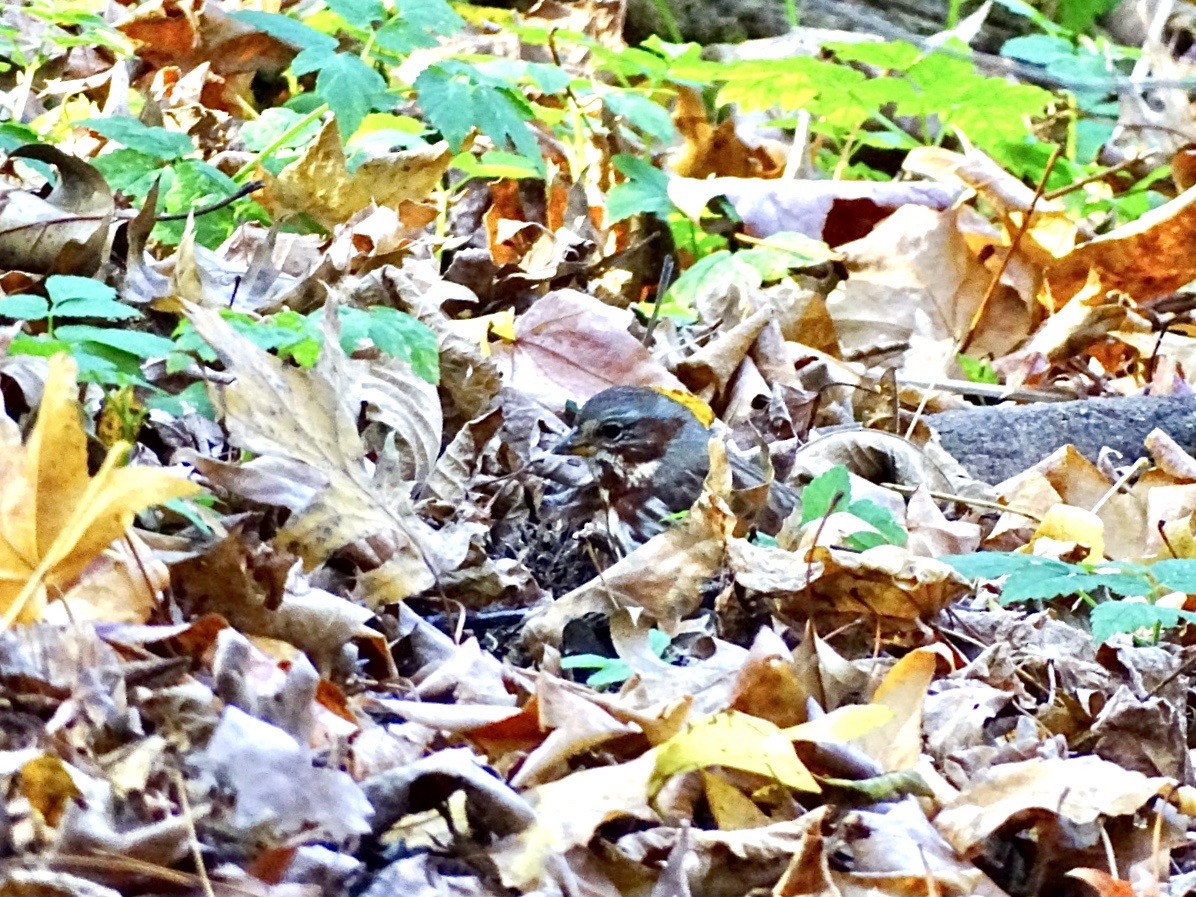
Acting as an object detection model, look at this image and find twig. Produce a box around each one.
[1042,156,1141,201]
[149,180,264,222]
[881,482,1043,522]
[641,255,675,347]
[172,769,214,897]
[1090,457,1149,515]
[960,144,1062,353]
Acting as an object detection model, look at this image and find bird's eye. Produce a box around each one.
[598,422,622,439]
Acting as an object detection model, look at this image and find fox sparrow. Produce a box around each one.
[555,386,798,549]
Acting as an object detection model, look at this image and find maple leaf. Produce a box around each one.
[0,354,200,627]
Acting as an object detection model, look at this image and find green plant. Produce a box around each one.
[800,465,907,551]
[169,305,440,383]
[86,115,268,247]
[0,275,172,387]
[944,552,1196,642]
[561,628,671,687]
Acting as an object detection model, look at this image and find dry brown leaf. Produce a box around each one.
[0,145,114,275]
[185,304,440,603]
[668,176,962,243]
[730,541,969,633]
[487,288,685,412]
[171,530,377,672]
[259,118,458,228]
[1045,183,1196,304]
[855,647,942,772]
[832,205,1028,364]
[935,755,1176,857]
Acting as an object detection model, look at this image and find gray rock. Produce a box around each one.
[927,395,1196,484]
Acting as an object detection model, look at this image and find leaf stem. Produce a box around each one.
[231,103,329,184]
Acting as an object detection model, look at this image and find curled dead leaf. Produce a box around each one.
[0,145,114,275]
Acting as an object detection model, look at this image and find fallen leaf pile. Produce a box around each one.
[8,1,1196,895]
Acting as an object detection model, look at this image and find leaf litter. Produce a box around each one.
[8,2,1196,896]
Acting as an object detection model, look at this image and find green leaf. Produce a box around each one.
[451,150,543,181]
[0,122,39,154]
[153,161,245,248]
[240,108,322,153]
[325,0,384,29]
[45,276,140,321]
[826,40,923,72]
[365,307,440,383]
[660,251,761,319]
[1000,34,1075,66]
[602,90,676,142]
[1000,570,1153,605]
[1090,602,1196,644]
[90,148,163,197]
[395,0,463,31]
[415,62,542,167]
[942,551,1076,580]
[313,52,388,139]
[846,499,907,546]
[607,153,675,223]
[80,116,194,161]
[957,353,999,384]
[0,295,50,320]
[230,10,338,52]
[7,333,70,357]
[845,532,889,552]
[1148,559,1196,595]
[54,325,175,360]
[52,296,141,321]
[801,465,852,525]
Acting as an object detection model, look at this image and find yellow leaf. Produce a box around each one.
[1032,504,1105,562]
[702,770,770,830]
[782,704,894,743]
[259,118,459,228]
[0,355,200,627]
[856,648,940,772]
[650,710,820,796]
[19,754,81,827]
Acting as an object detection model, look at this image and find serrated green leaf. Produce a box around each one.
[314,53,388,139]
[365,307,440,383]
[394,0,464,36]
[602,90,676,142]
[45,275,115,305]
[0,295,50,320]
[415,62,541,168]
[1148,559,1196,595]
[325,0,384,29]
[942,551,1076,580]
[91,148,163,198]
[80,116,194,161]
[1000,570,1153,605]
[607,153,675,222]
[153,161,248,248]
[800,465,851,524]
[230,10,338,52]
[1090,602,1196,644]
[52,296,141,321]
[240,108,322,153]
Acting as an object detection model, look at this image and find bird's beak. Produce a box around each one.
[555,429,596,457]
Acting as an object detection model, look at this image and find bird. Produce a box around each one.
[554,385,799,551]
